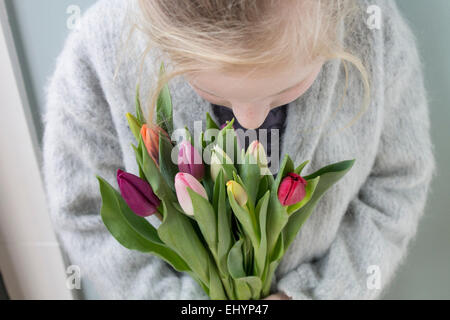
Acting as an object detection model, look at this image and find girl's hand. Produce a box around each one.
[263,292,291,300]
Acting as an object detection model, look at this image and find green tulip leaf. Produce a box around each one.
[130,143,146,180]
[227,238,263,299]
[232,276,262,300]
[136,135,176,203]
[254,191,270,277]
[213,170,234,277]
[157,200,211,287]
[187,188,218,253]
[242,232,254,275]
[242,277,262,300]
[212,146,237,183]
[257,175,269,200]
[227,238,246,279]
[217,118,240,164]
[184,126,193,145]
[206,112,220,131]
[156,62,174,135]
[283,159,356,251]
[208,259,227,300]
[199,131,206,150]
[262,259,281,298]
[265,154,293,259]
[126,113,142,142]
[220,275,235,300]
[270,231,284,263]
[227,187,259,250]
[294,160,310,175]
[96,176,190,272]
[261,234,284,297]
[158,133,178,192]
[233,279,252,300]
[135,84,146,125]
[239,153,261,208]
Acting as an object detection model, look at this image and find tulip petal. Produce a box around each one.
[178,141,205,180]
[246,141,271,176]
[226,181,248,207]
[117,169,160,217]
[278,173,307,206]
[174,172,208,216]
[140,124,171,167]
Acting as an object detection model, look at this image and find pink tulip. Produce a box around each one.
[246,141,272,176]
[278,173,308,206]
[178,140,205,181]
[174,172,208,216]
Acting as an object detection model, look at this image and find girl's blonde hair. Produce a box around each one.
[118,0,371,136]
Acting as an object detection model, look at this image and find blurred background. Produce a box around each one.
[0,0,448,299]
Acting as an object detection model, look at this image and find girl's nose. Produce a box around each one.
[231,104,271,129]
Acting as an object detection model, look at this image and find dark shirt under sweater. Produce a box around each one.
[211,103,289,163]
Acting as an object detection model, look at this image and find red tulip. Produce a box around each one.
[278,173,308,206]
[140,124,170,166]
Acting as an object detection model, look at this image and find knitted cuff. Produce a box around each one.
[275,263,319,300]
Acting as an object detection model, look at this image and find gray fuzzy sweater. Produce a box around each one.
[41,0,437,300]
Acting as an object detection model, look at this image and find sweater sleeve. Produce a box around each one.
[276,1,437,299]
[41,12,208,300]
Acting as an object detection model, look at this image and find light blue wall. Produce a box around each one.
[4,0,449,299]
[382,0,450,299]
[4,0,96,148]
[4,0,98,299]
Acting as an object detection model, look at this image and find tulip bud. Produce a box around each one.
[278,173,308,206]
[220,122,235,130]
[246,140,272,176]
[117,169,160,217]
[226,181,248,207]
[178,140,205,181]
[126,113,142,142]
[210,145,234,182]
[140,124,170,166]
[174,172,208,216]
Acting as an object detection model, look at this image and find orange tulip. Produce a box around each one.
[140,124,170,166]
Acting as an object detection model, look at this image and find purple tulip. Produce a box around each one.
[117,169,160,217]
[178,140,205,181]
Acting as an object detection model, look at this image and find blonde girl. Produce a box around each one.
[42,0,436,299]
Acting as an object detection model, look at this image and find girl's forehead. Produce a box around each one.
[185,59,323,95]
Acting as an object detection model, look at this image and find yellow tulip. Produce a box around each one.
[226,181,248,207]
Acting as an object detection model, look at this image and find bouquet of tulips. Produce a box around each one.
[96,63,355,300]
